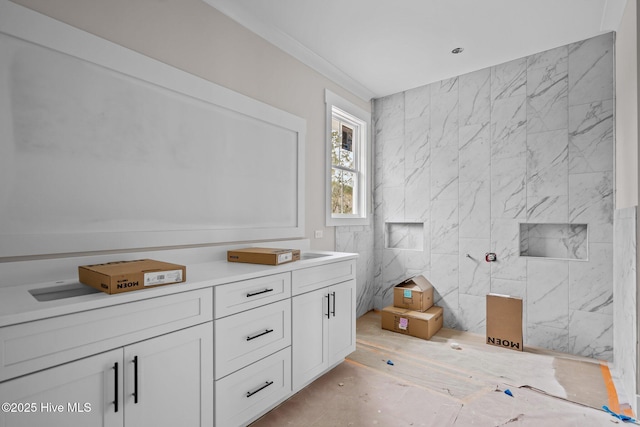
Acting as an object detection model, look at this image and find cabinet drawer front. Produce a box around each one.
[215,299,291,380]
[215,347,291,427]
[0,288,213,382]
[292,260,355,295]
[215,272,291,318]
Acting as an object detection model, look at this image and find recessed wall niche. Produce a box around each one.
[385,222,424,251]
[519,223,588,260]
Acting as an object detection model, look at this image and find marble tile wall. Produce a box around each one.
[613,207,637,412]
[336,32,615,360]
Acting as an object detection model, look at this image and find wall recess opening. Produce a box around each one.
[519,223,588,260]
[385,222,424,251]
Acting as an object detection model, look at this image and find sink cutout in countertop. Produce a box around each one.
[29,282,101,302]
[300,253,331,260]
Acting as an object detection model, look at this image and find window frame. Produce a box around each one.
[325,89,371,226]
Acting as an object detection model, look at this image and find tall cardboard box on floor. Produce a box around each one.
[381,305,443,340]
[486,294,523,351]
[393,275,434,312]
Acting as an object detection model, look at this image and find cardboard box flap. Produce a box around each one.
[399,275,433,292]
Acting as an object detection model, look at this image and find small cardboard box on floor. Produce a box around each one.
[381,305,443,340]
[227,247,301,265]
[486,293,523,351]
[79,259,186,295]
[393,275,434,312]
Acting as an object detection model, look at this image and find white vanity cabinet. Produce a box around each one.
[291,261,356,392]
[0,253,357,427]
[0,289,214,427]
[213,273,293,427]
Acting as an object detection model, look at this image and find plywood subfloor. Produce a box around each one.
[251,311,628,426]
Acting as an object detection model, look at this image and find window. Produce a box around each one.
[325,90,371,226]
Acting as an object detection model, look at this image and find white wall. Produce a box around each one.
[616,0,638,209]
[9,0,371,252]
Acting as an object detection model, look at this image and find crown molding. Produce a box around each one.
[202,0,376,101]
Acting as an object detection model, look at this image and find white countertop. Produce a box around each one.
[0,251,357,328]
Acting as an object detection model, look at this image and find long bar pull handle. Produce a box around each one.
[133,356,139,404]
[246,288,274,298]
[246,381,274,398]
[246,329,274,341]
[326,293,330,319]
[113,362,119,413]
[331,291,336,317]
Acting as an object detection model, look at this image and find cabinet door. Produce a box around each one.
[124,323,213,427]
[0,349,123,427]
[291,288,329,392]
[328,280,356,365]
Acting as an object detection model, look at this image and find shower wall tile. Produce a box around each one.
[459,68,491,126]
[526,55,568,133]
[431,199,459,254]
[568,33,614,106]
[405,247,430,272]
[568,171,613,243]
[569,310,613,360]
[404,166,430,220]
[433,76,459,95]
[491,58,527,100]
[527,259,569,329]
[431,87,458,150]
[490,96,527,160]
[459,293,486,334]
[490,278,526,299]
[459,238,491,296]
[381,137,405,187]
[613,207,637,406]
[568,100,614,174]
[527,45,568,71]
[490,219,527,281]
[381,185,405,221]
[336,224,376,318]
[459,179,490,239]
[431,253,459,328]
[404,84,430,120]
[569,242,613,314]
[379,249,406,307]
[430,145,458,201]
[527,324,569,353]
[526,129,569,222]
[404,117,429,170]
[459,123,490,183]
[526,195,569,223]
[376,92,404,139]
[491,156,527,219]
[527,129,568,197]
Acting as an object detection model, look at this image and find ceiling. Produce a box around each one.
[203,0,627,100]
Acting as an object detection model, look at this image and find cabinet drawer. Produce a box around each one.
[215,347,291,427]
[292,260,355,296]
[215,299,291,379]
[215,272,291,318]
[0,288,213,382]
